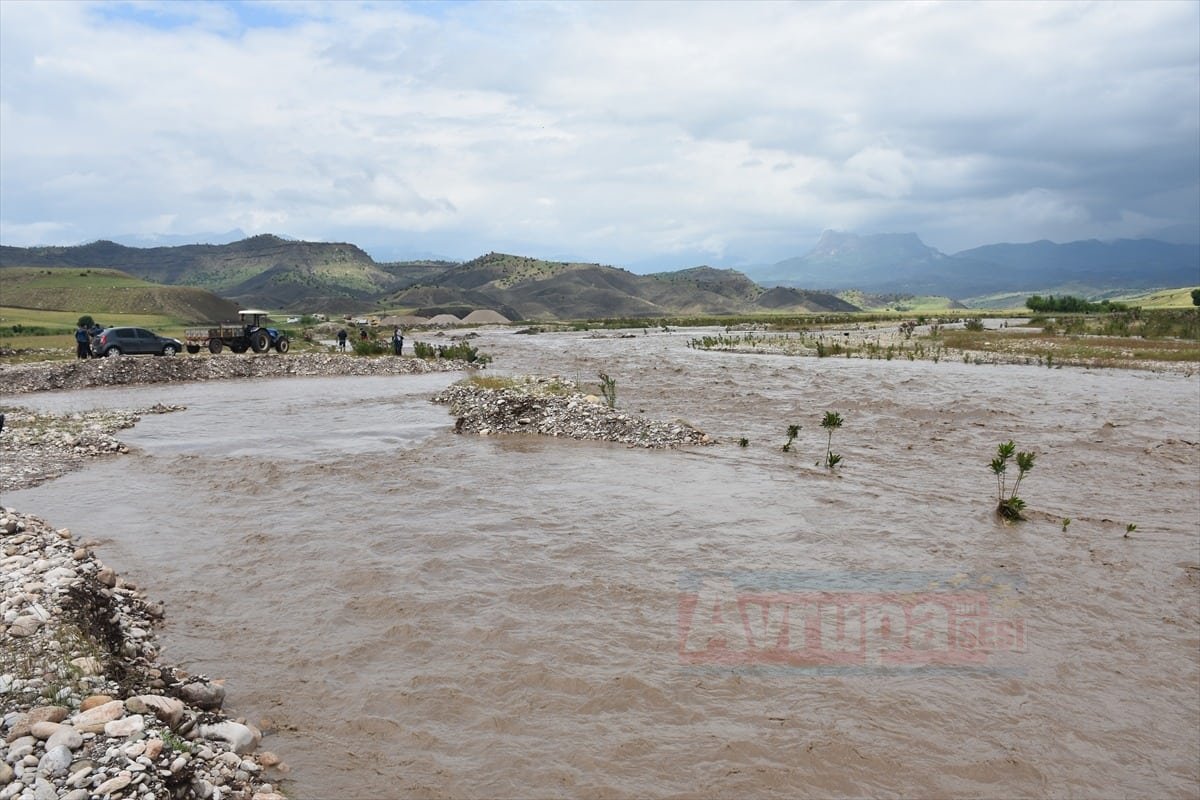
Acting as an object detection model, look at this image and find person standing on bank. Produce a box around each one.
[392,326,404,356]
[74,324,91,359]
[337,328,348,351]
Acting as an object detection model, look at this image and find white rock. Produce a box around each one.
[197,721,259,754]
[46,726,82,751]
[42,566,75,585]
[33,777,57,800]
[104,714,145,738]
[36,745,71,778]
[69,656,104,676]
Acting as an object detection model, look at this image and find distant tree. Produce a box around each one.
[77,315,94,328]
[1192,288,1200,306]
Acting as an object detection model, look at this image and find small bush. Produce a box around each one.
[990,441,1035,520]
[353,339,390,356]
[964,318,985,332]
[413,340,490,363]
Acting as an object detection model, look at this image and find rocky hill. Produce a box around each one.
[1,238,855,318]
[382,253,855,319]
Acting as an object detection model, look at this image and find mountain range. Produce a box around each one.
[1,231,1195,319]
[744,230,1199,298]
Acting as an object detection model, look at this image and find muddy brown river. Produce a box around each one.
[6,328,1199,799]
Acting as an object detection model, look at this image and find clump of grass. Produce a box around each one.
[738,437,749,448]
[990,440,1036,520]
[1124,523,1137,538]
[1061,518,1071,532]
[820,411,844,468]
[598,372,617,408]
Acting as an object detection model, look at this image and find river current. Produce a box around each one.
[7,327,1199,799]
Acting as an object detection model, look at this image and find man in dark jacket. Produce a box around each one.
[74,325,91,359]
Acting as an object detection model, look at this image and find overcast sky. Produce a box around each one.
[1,0,1197,269]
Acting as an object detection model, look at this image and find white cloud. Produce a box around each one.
[1,0,1196,264]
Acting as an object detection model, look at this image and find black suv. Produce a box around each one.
[94,327,183,357]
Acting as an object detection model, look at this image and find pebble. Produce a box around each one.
[35,744,71,777]
[180,681,226,710]
[45,725,82,751]
[127,695,183,727]
[94,773,132,796]
[68,700,125,733]
[104,714,145,738]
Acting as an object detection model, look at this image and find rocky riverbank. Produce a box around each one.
[1,510,286,800]
[432,376,713,448]
[0,352,472,396]
[0,406,186,494]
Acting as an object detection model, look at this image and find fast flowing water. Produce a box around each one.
[6,329,1199,799]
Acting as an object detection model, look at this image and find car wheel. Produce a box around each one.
[275,337,290,354]
[105,347,122,357]
[208,339,223,354]
[250,330,270,352]
[162,344,178,356]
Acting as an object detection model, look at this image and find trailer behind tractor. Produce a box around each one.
[185,310,290,355]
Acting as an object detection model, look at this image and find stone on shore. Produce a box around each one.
[180,681,226,710]
[198,720,260,754]
[125,695,184,727]
[67,700,125,733]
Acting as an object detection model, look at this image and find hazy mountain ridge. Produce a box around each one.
[745,230,1199,297]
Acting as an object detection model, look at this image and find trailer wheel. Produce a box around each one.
[231,343,248,354]
[208,339,223,354]
[274,336,290,354]
[250,329,270,352]
[186,345,201,354]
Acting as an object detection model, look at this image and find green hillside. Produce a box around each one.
[0,267,240,322]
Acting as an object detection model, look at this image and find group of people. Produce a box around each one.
[335,326,405,355]
[74,322,104,359]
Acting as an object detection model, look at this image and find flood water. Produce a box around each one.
[6,328,1199,799]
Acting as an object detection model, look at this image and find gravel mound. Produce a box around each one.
[0,405,185,493]
[431,377,712,448]
[0,353,469,396]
